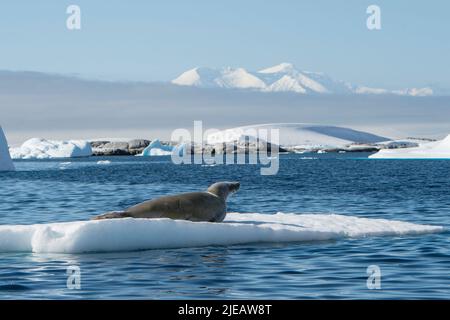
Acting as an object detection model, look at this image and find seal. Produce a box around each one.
[92,181,240,222]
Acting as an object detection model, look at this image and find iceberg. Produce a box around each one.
[0,126,15,171]
[141,139,180,156]
[207,123,388,148]
[0,213,442,254]
[9,138,92,159]
[370,134,450,159]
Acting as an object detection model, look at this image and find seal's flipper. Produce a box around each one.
[91,211,130,220]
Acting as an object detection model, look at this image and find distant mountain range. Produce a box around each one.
[172,63,433,96]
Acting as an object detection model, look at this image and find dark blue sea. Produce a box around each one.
[0,153,449,299]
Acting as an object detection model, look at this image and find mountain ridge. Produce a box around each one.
[172,63,433,97]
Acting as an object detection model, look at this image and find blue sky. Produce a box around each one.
[0,0,449,89]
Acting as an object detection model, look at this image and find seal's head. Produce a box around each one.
[207,181,240,200]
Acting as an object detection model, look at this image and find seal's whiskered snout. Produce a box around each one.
[230,182,240,193]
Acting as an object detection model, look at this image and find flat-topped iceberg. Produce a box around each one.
[10,138,92,159]
[0,126,15,171]
[370,134,450,159]
[207,123,389,151]
[0,212,442,253]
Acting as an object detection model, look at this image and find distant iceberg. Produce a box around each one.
[0,213,442,253]
[141,139,173,156]
[140,139,186,157]
[207,123,388,148]
[370,134,450,159]
[0,126,15,171]
[10,138,92,159]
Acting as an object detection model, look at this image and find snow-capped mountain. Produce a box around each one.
[172,63,433,96]
[172,67,266,89]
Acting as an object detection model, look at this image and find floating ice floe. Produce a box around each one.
[9,138,92,159]
[0,213,442,254]
[97,160,111,165]
[370,134,450,159]
[0,126,15,171]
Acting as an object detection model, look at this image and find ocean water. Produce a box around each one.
[0,153,449,299]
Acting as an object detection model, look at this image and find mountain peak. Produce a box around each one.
[171,67,201,86]
[259,63,295,74]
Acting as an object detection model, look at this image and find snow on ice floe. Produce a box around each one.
[9,138,92,159]
[0,126,15,171]
[370,134,450,159]
[0,213,442,254]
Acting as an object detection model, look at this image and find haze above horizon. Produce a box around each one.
[0,1,449,90]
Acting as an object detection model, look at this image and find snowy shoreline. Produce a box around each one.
[4,123,449,160]
[5,123,388,159]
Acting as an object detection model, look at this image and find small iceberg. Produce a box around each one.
[9,138,92,159]
[0,126,15,171]
[97,160,111,165]
[140,139,185,157]
[141,139,173,156]
[370,134,450,159]
[0,213,442,253]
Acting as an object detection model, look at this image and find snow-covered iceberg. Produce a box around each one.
[141,139,173,156]
[0,126,15,171]
[207,123,388,148]
[370,134,450,159]
[9,138,92,159]
[0,213,442,253]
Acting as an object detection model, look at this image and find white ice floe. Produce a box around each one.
[97,160,111,165]
[0,126,15,171]
[370,134,450,159]
[9,138,92,159]
[0,213,442,254]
